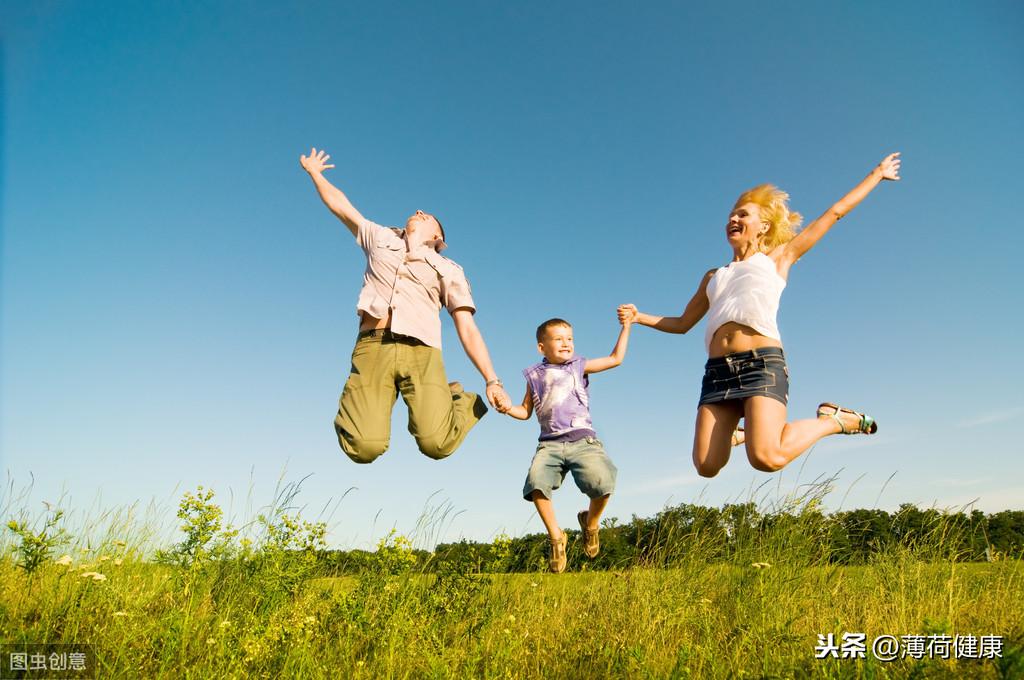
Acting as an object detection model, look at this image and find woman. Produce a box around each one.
[619,153,901,476]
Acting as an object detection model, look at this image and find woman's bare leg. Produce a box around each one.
[742,396,845,472]
[692,401,744,477]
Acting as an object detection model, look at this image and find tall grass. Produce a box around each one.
[2,477,1022,678]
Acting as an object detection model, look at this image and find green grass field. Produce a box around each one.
[2,486,1022,679]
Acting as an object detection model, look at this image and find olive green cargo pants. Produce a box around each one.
[334,331,488,464]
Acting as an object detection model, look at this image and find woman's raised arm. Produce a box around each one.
[780,152,901,266]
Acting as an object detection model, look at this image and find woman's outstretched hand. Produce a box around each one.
[878,152,901,181]
[617,304,638,325]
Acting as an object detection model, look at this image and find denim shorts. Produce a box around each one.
[522,436,617,501]
[699,346,789,406]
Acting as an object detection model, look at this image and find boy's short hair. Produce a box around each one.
[536,318,572,342]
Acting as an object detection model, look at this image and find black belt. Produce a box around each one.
[358,328,426,345]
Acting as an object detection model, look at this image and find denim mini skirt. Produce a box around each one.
[699,346,789,406]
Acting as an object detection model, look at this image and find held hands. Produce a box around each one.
[300,147,335,175]
[617,304,638,325]
[876,152,901,181]
[486,383,512,413]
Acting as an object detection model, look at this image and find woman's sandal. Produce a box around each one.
[731,426,745,447]
[817,403,878,435]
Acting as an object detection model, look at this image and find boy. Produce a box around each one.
[504,313,632,573]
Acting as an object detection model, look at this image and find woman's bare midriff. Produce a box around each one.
[359,311,391,332]
[708,322,782,358]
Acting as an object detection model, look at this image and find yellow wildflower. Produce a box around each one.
[55,555,73,566]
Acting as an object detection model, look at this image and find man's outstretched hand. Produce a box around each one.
[486,383,512,413]
[300,147,335,175]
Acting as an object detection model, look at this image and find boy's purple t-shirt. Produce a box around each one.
[523,356,597,442]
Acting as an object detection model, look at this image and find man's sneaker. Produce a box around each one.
[548,531,567,573]
[578,510,600,558]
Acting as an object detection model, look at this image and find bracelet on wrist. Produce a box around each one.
[486,378,503,387]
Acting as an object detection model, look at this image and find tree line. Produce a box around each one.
[315,502,1024,575]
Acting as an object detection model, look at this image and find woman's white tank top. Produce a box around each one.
[704,252,786,352]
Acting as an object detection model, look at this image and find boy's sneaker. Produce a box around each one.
[548,531,567,573]
[578,510,600,558]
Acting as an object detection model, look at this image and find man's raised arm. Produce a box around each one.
[299,147,367,237]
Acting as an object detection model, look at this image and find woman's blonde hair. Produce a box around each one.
[733,184,803,252]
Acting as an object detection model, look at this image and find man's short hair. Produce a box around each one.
[434,216,446,243]
[536,318,572,342]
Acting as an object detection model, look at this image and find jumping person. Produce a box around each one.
[504,315,631,573]
[619,153,901,477]
[300,147,512,464]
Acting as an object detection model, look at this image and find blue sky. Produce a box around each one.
[2,1,1022,549]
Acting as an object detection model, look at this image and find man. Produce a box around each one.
[300,147,511,463]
